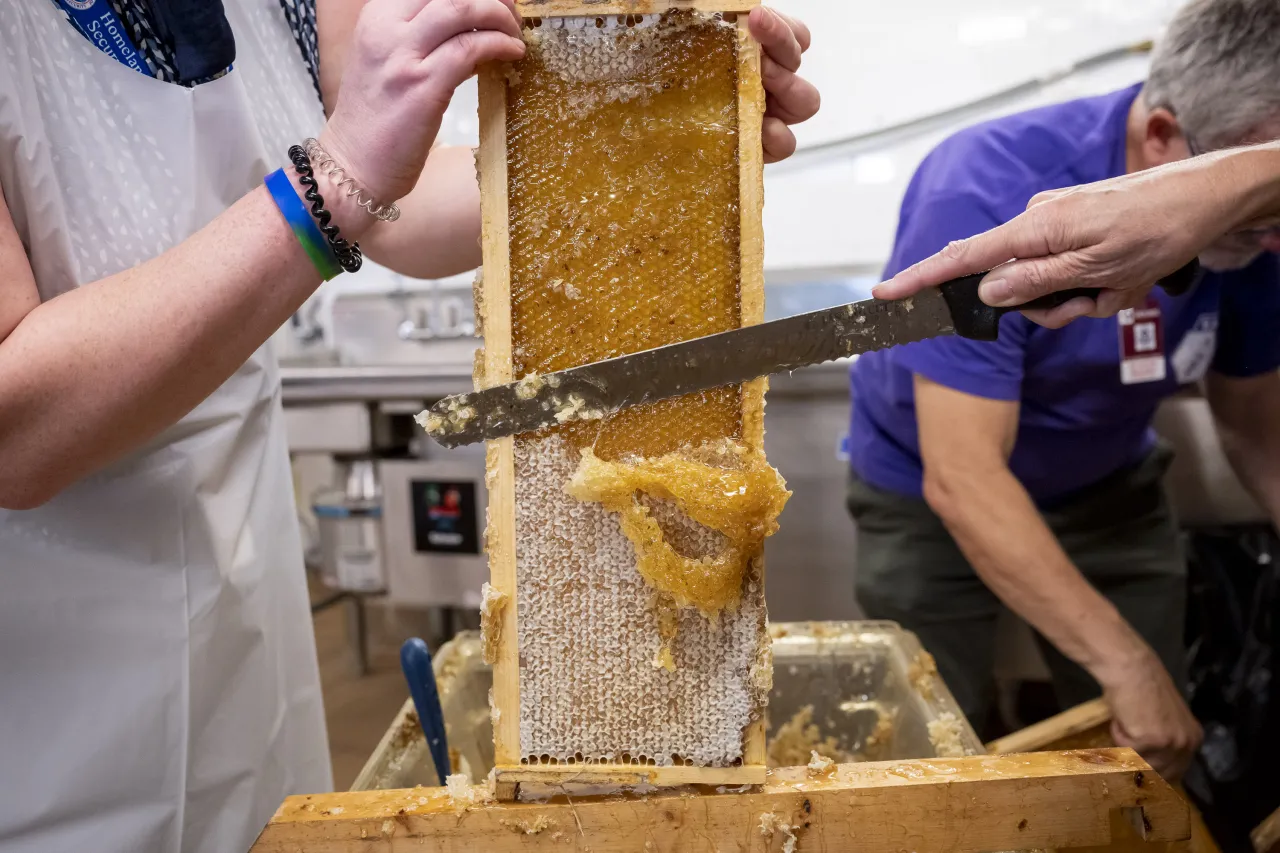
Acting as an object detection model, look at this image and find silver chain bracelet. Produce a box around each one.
[302,137,401,223]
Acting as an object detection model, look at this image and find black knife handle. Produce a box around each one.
[1151,256,1204,296]
[1018,286,1104,311]
[940,258,1203,341]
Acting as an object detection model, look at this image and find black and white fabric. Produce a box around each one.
[50,0,321,97]
[103,0,180,82]
[275,0,323,101]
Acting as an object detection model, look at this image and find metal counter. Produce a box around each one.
[280,364,477,404]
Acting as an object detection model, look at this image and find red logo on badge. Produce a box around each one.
[1117,300,1167,385]
[1120,305,1164,358]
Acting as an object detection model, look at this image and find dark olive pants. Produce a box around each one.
[848,445,1187,729]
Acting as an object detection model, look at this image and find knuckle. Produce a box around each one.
[355,16,387,53]
[772,134,796,160]
[941,239,970,262]
[446,31,481,65]
[794,21,813,51]
[1026,207,1059,247]
[763,118,795,157]
[793,80,820,120]
[1020,263,1052,298]
[1027,190,1053,208]
[385,51,420,86]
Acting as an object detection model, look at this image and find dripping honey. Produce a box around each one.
[567,441,790,616]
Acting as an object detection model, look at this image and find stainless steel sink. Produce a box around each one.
[279,274,481,405]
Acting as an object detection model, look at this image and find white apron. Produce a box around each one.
[0,3,332,851]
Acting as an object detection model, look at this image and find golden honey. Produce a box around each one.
[566,441,790,615]
[500,10,778,765]
[507,11,744,460]
[507,11,789,614]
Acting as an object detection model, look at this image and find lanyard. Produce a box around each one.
[52,0,156,78]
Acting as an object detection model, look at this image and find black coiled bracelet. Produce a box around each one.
[288,144,363,274]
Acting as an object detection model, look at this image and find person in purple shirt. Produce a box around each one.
[848,0,1280,782]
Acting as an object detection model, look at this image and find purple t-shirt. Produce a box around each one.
[849,84,1280,506]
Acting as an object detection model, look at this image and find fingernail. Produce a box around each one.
[871,284,886,299]
[977,278,1012,306]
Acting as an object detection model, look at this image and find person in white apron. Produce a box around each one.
[0,2,531,850]
[0,1,818,851]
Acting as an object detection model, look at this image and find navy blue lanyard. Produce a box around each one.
[52,0,156,78]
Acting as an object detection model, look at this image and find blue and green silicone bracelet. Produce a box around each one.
[264,167,342,280]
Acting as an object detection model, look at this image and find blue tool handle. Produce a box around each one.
[400,638,452,785]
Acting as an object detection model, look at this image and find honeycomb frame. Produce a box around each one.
[478,0,766,797]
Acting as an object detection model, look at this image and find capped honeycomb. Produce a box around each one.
[508,11,745,460]
[496,9,782,768]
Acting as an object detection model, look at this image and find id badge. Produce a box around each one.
[1117,300,1167,385]
[1172,313,1219,385]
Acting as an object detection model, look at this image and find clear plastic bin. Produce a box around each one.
[351,620,981,791]
[765,620,982,765]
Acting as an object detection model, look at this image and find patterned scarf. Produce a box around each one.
[53,0,322,98]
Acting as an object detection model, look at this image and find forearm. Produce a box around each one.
[1215,404,1280,522]
[874,140,1280,319]
[924,465,1147,679]
[1220,436,1280,523]
[1207,371,1280,524]
[359,145,483,279]
[0,0,533,510]
[0,183,328,508]
[1217,140,1280,232]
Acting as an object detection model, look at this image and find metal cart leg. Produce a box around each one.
[346,594,370,677]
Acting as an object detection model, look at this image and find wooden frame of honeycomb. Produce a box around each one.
[477,0,767,797]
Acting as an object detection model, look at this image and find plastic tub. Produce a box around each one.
[351,620,981,791]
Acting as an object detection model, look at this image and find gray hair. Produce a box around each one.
[1144,0,1280,148]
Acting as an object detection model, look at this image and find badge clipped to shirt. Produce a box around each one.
[1171,312,1220,385]
[51,0,156,78]
[1117,300,1167,385]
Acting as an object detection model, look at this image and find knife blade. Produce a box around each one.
[421,260,1202,448]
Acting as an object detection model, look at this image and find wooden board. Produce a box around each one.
[477,64,522,772]
[1255,805,1280,853]
[516,0,759,16]
[736,14,767,769]
[478,0,769,796]
[987,697,1114,755]
[987,699,1221,853]
[493,763,764,789]
[251,749,1190,852]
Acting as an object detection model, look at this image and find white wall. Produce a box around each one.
[770,0,1178,148]
[761,0,1183,276]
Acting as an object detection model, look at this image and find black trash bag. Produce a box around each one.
[1182,525,1280,853]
